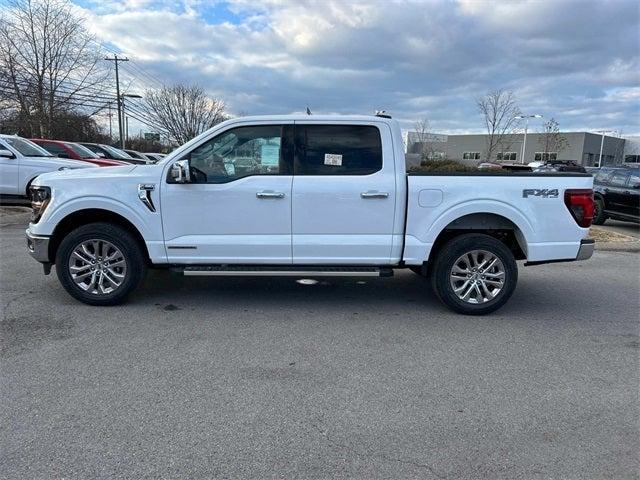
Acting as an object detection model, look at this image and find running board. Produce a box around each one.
[179,265,394,277]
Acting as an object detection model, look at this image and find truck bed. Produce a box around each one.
[403,171,593,264]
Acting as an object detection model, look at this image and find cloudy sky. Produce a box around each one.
[74,0,639,135]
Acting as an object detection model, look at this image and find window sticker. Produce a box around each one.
[324,153,342,166]
[261,144,280,166]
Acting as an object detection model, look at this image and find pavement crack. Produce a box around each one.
[309,422,447,479]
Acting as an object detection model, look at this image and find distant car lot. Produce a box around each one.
[1,218,638,479]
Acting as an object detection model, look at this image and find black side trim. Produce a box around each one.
[524,258,576,266]
[167,246,198,249]
[408,172,593,177]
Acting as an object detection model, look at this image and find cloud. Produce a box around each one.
[75,0,640,134]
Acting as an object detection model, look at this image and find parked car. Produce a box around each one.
[78,143,146,164]
[592,166,640,224]
[26,114,594,315]
[0,134,95,199]
[531,160,587,174]
[124,149,153,163]
[31,139,129,167]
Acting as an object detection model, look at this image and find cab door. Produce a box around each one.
[161,123,294,264]
[291,122,397,264]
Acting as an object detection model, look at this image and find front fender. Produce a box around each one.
[34,196,156,240]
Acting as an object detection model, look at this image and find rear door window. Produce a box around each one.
[609,171,629,187]
[295,125,383,175]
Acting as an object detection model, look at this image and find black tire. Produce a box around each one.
[55,222,146,306]
[592,197,607,225]
[430,234,518,315]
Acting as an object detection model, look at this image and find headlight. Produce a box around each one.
[29,185,51,224]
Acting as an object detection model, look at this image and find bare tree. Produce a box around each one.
[412,118,437,160]
[0,0,109,137]
[143,84,227,144]
[476,89,521,161]
[538,118,569,156]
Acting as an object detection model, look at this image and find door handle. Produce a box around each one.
[256,191,285,199]
[361,191,389,199]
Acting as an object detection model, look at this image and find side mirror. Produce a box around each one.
[0,149,15,158]
[170,159,191,183]
[57,152,70,159]
[96,152,106,158]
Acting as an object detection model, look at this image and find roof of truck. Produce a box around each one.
[228,114,396,123]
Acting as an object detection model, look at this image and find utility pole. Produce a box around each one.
[107,102,113,140]
[105,54,129,148]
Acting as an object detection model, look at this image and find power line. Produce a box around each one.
[0,86,114,112]
[0,79,117,103]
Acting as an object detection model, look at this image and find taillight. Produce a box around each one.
[564,189,594,228]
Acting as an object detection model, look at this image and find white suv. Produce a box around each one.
[0,134,95,199]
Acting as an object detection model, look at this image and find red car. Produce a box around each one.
[30,139,129,167]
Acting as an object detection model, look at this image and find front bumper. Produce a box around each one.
[26,228,51,263]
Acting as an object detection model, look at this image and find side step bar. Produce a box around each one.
[178,265,394,277]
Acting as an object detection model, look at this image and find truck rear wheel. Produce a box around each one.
[55,222,146,306]
[430,234,517,315]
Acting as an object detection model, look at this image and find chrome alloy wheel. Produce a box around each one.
[449,250,505,304]
[68,239,127,295]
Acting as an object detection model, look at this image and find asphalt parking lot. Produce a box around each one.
[1,219,639,479]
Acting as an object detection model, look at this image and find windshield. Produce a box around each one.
[65,142,99,158]
[101,144,133,159]
[3,137,53,157]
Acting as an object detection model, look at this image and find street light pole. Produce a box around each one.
[119,94,142,149]
[596,130,616,167]
[514,114,542,164]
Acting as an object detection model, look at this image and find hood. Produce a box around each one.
[33,164,139,185]
[25,155,97,169]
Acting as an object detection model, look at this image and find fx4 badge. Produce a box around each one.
[522,188,559,198]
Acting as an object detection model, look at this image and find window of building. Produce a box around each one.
[295,125,383,175]
[426,151,445,160]
[462,152,480,160]
[583,153,594,166]
[624,155,640,164]
[534,152,558,162]
[496,152,517,161]
[187,125,286,183]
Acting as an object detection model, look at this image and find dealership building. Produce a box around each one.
[405,131,637,167]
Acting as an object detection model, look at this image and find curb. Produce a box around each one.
[595,242,640,253]
[0,207,31,227]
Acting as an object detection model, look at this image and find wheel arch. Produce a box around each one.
[48,209,150,264]
[427,212,528,264]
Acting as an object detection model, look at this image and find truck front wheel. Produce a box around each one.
[55,222,146,306]
[430,234,518,315]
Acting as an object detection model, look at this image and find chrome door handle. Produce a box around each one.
[256,191,285,199]
[361,191,389,198]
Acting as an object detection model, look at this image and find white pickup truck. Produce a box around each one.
[26,114,595,314]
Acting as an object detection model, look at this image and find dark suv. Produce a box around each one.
[592,166,640,225]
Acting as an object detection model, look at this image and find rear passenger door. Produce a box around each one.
[621,171,640,218]
[606,170,631,214]
[291,123,397,264]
